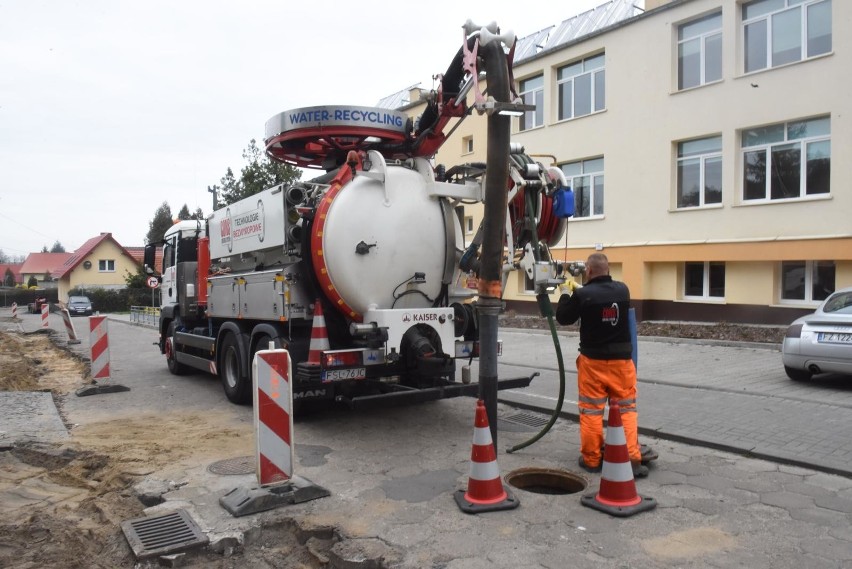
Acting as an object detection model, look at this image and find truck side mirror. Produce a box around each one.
[143,243,157,275]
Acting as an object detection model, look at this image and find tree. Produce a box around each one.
[49,241,66,253]
[210,139,301,206]
[27,275,37,288]
[191,207,204,220]
[146,201,174,244]
[177,204,192,220]
[0,249,8,263]
[3,268,13,287]
[41,245,49,253]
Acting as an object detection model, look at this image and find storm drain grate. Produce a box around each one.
[500,412,551,431]
[121,509,208,560]
[207,455,255,475]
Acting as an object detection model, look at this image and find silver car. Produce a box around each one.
[782,286,852,380]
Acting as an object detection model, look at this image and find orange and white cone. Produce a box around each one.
[454,399,519,514]
[581,401,656,517]
[307,300,330,365]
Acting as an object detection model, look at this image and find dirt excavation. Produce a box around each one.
[0,328,323,568]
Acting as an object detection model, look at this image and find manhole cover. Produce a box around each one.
[121,509,209,560]
[499,412,550,432]
[505,467,587,495]
[207,456,255,475]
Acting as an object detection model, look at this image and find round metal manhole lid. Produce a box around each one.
[505,467,588,495]
[207,456,255,475]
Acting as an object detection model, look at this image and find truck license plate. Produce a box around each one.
[817,332,852,344]
[322,368,366,381]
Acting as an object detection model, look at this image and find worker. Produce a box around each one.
[555,253,649,478]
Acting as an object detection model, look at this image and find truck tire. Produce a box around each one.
[221,332,251,404]
[165,322,187,376]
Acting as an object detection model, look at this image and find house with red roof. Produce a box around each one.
[0,263,23,287]
[19,253,73,289]
[52,233,141,300]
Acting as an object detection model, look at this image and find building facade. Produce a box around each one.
[52,233,141,300]
[417,0,847,325]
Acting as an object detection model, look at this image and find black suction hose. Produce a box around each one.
[506,292,566,453]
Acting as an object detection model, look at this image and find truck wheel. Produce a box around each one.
[165,322,187,375]
[221,333,251,404]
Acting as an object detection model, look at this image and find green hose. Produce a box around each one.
[506,292,566,453]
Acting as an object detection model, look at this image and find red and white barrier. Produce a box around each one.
[60,308,81,344]
[40,303,50,328]
[252,349,294,486]
[11,302,17,318]
[89,315,111,381]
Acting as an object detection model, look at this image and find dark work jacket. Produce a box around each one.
[555,275,632,360]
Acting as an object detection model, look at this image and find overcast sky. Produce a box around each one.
[0,0,617,258]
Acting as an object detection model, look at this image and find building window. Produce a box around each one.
[464,216,474,235]
[561,157,604,218]
[743,0,832,73]
[98,259,116,272]
[463,136,474,154]
[557,53,605,120]
[519,75,544,131]
[678,12,722,90]
[742,116,830,201]
[677,136,722,208]
[684,262,726,299]
[522,270,535,294]
[781,260,835,302]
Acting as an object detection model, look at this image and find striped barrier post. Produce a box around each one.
[11,302,17,318]
[41,303,50,329]
[60,308,81,345]
[219,347,329,517]
[75,316,130,396]
[89,315,111,381]
[253,349,294,485]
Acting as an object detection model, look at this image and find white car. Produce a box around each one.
[782,286,852,380]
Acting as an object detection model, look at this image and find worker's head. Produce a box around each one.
[585,253,610,280]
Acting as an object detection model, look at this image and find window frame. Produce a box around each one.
[683,261,726,300]
[677,11,723,90]
[98,259,116,273]
[462,136,474,154]
[556,53,606,121]
[779,260,835,304]
[676,135,723,209]
[742,0,832,74]
[741,116,830,202]
[518,75,544,131]
[561,157,605,219]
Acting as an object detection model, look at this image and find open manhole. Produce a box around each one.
[505,467,588,495]
[207,456,255,475]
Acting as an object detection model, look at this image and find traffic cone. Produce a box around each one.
[307,299,330,364]
[454,399,519,514]
[581,401,657,517]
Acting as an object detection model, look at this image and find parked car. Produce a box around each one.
[782,286,852,380]
[68,295,93,316]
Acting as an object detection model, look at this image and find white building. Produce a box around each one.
[391,0,846,325]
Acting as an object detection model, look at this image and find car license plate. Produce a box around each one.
[817,332,852,344]
[322,368,366,381]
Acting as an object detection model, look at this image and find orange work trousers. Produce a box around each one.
[576,354,640,467]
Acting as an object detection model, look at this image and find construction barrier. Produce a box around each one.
[219,348,330,517]
[40,303,49,328]
[89,315,111,380]
[129,306,160,328]
[11,302,17,318]
[454,399,519,514]
[581,401,657,517]
[253,349,294,485]
[60,308,81,345]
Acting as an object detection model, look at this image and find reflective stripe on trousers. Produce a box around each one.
[576,354,641,466]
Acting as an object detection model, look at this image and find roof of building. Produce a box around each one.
[52,233,139,279]
[126,245,164,274]
[514,0,641,63]
[0,263,23,283]
[20,252,74,276]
